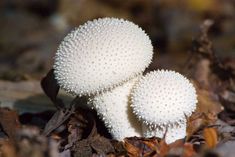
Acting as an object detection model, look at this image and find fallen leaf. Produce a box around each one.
[183,143,196,157]
[72,139,92,157]
[67,107,93,145]
[91,134,114,155]
[40,69,63,108]
[0,108,21,141]
[71,132,114,157]
[124,137,169,157]
[88,119,114,155]
[203,127,218,148]
[110,140,126,156]
[123,138,142,157]
[187,111,217,140]
[69,109,114,157]
[43,96,86,136]
[43,106,75,136]
[158,140,170,157]
[0,139,16,157]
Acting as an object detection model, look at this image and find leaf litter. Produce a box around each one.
[0,19,235,157]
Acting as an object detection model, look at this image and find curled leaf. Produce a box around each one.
[203,127,218,148]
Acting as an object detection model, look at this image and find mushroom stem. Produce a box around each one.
[89,78,142,140]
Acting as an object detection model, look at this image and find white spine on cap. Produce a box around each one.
[53,17,153,96]
[142,122,187,144]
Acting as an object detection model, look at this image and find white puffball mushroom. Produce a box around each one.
[131,70,197,127]
[89,78,142,140]
[53,17,153,96]
[131,70,197,143]
[142,121,187,144]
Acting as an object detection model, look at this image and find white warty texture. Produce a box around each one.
[131,70,197,127]
[89,78,142,140]
[53,17,153,96]
[142,122,187,144]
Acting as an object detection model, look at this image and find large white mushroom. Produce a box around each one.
[53,17,153,96]
[89,78,142,140]
[131,70,197,143]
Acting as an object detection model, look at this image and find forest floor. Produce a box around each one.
[0,1,235,157]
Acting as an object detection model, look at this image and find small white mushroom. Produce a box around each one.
[131,70,197,143]
[89,78,142,140]
[53,17,153,96]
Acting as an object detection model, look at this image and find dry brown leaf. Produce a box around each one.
[124,137,171,157]
[158,140,170,157]
[186,81,221,139]
[143,138,170,157]
[71,111,114,157]
[187,111,217,140]
[142,138,159,150]
[167,141,196,157]
[203,128,218,148]
[0,108,21,141]
[43,106,74,136]
[40,69,61,106]
[123,139,142,157]
[91,135,114,155]
[110,140,127,156]
[72,139,92,157]
[124,137,159,156]
[168,139,184,148]
[41,69,60,102]
[182,143,196,157]
[0,140,16,157]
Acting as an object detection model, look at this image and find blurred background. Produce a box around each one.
[0,0,235,113]
[0,1,235,156]
[0,0,234,81]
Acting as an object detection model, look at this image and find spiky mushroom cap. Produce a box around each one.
[89,78,142,140]
[142,122,187,144]
[131,70,197,127]
[53,17,153,96]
